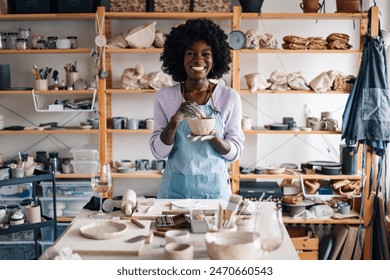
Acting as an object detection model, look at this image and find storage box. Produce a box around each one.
[8,0,52,14]
[39,180,93,198]
[0,183,32,199]
[39,197,90,218]
[110,0,148,12]
[0,241,36,260]
[150,0,192,12]
[287,227,319,260]
[40,222,69,241]
[193,0,231,12]
[70,160,98,174]
[57,0,94,13]
[70,148,98,161]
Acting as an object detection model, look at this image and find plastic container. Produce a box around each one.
[40,180,93,198]
[39,197,90,218]
[70,148,98,161]
[40,223,69,242]
[0,183,32,199]
[70,160,98,174]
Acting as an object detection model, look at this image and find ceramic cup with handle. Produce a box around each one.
[136,159,150,171]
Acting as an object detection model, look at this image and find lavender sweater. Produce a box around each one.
[149,83,245,161]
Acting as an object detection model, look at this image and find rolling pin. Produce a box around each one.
[121,189,137,216]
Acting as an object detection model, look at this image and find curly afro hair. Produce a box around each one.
[160,18,231,82]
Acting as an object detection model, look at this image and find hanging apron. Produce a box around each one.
[157,102,231,199]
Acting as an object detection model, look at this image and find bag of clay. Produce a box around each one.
[287,71,310,90]
[269,70,288,90]
[244,73,271,92]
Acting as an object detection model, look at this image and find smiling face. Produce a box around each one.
[183,40,213,82]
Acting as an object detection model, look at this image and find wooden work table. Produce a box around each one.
[53,199,299,260]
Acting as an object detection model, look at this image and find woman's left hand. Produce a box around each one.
[187,129,216,142]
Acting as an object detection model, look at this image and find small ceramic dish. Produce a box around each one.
[80,125,92,130]
[265,166,286,174]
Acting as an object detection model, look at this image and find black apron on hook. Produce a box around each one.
[341,7,390,157]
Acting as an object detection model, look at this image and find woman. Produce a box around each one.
[149,18,245,199]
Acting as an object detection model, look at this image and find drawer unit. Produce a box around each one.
[39,180,93,198]
[287,226,319,260]
[39,197,90,218]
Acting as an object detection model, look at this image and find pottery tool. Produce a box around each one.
[121,189,137,216]
[223,194,242,228]
[217,203,224,230]
[153,231,166,237]
[130,218,145,229]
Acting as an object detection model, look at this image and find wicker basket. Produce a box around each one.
[333,74,355,91]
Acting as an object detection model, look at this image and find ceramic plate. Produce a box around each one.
[265,166,286,174]
[228,30,246,50]
[80,221,128,240]
[269,123,288,130]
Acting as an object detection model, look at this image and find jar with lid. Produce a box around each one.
[6,32,18,49]
[16,38,28,50]
[6,204,20,222]
[46,36,58,49]
[31,35,44,49]
[18,27,32,49]
[0,205,7,224]
[67,36,78,49]
[0,32,5,49]
[48,152,61,173]
[37,39,46,50]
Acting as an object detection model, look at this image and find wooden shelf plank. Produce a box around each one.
[283,216,363,224]
[239,89,350,94]
[240,12,368,20]
[106,12,234,20]
[243,129,341,135]
[106,48,162,54]
[240,173,362,180]
[106,89,157,94]
[240,49,361,54]
[0,129,98,135]
[0,48,92,54]
[0,13,95,21]
[107,129,152,134]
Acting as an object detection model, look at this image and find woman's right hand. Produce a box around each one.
[174,101,204,121]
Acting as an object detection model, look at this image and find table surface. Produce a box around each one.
[53,199,299,260]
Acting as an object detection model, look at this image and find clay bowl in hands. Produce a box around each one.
[205,231,260,260]
[187,117,215,136]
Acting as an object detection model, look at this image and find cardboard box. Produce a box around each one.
[287,227,319,260]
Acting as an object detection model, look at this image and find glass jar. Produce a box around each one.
[46,36,58,49]
[37,39,46,49]
[67,36,78,49]
[31,35,44,49]
[0,32,5,49]
[16,38,28,50]
[18,27,32,49]
[6,204,20,221]
[6,32,18,49]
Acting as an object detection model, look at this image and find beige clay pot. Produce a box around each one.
[187,117,215,136]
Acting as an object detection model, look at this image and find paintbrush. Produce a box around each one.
[223,194,242,228]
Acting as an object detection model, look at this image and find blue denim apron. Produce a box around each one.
[157,103,231,199]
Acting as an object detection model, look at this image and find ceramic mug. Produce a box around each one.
[164,242,194,260]
[146,118,154,130]
[136,159,150,171]
[127,118,139,130]
[151,159,165,171]
[112,117,126,129]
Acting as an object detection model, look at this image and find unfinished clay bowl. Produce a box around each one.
[205,231,260,260]
[187,117,215,136]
